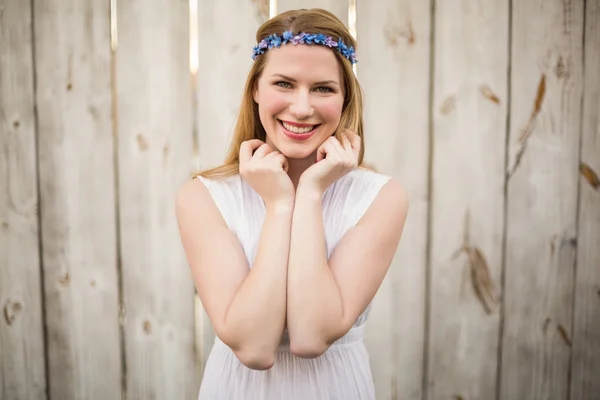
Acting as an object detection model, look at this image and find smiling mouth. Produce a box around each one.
[279,120,320,134]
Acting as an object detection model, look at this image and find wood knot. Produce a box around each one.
[58,272,71,286]
[4,299,23,326]
[554,56,569,79]
[143,320,152,334]
[137,134,148,151]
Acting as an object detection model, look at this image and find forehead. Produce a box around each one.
[262,44,342,82]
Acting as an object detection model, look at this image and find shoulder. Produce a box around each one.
[175,175,241,217]
[335,167,408,227]
[176,174,245,235]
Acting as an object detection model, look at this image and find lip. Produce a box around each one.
[280,119,317,128]
[279,120,319,141]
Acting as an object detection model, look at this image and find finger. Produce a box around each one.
[252,143,273,159]
[344,130,361,159]
[328,136,348,160]
[340,132,352,152]
[348,131,361,150]
[315,141,328,162]
[274,153,289,172]
[317,138,341,162]
[239,139,264,163]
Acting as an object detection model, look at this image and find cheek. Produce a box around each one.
[318,97,344,124]
[258,89,288,116]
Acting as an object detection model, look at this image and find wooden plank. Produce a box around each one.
[0,1,46,399]
[427,1,509,399]
[32,0,122,398]
[571,1,600,399]
[196,0,269,170]
[500,0,584,398]
[194,0,269,373]
[278,0,348,26]
[116,0,198,398]
[356,1,430,399]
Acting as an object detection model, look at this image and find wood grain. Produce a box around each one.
[356,1,431,398]
[0,0,46,398]
[571,1,600,398]
[501,0,585,398]
[33,0,122,398]
[428,1,509,399]
[116,0,198,398]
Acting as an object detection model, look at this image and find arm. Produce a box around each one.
[286,178,408,358]
[176,178,292,370]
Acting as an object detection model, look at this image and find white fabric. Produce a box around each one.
[196,168,390,400]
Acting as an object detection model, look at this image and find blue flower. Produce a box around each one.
[282,30,293,42]
[314,33,327,44]
[304,33,317,44]
[251,31,357,64]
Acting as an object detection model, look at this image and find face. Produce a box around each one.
[253,44,345,160]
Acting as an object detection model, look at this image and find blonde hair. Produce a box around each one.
[196,8,365,179]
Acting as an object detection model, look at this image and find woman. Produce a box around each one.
[176,8,408,400]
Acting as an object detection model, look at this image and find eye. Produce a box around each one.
[315,86,334,93]
[275,81,292,88]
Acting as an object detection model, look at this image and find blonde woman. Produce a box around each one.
[176,8,408,400]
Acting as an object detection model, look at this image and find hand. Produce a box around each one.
[239,140,295,210]
[298,130,361,195]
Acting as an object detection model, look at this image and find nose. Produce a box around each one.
[288,90,314,120]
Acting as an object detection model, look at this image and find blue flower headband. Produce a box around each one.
[252,31,357,65]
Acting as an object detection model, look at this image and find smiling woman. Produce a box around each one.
[176,8,409,400]
[253,44,345,168]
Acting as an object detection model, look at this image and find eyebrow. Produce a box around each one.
[271,73,339,86]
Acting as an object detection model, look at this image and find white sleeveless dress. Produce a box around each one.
[196,168,390,400]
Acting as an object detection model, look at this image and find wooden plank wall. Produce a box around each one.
[0,1,46,399]
[33,1,122,399]
[572,1,600,398]
[501,0,585,398]
[116,0,198,398]
[356,0,430,398]
[428,0,508,399]
[1,1,599,399]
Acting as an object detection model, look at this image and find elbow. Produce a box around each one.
[234,348,276,370]
[289,339,329,359]
[216,328,278,370]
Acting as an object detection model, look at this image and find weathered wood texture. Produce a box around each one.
[501,0,584,398]
[278,0,348,26]
[356,0,430,398]
[196,0,269,171]
[116,0,198,398]
[0,0,46,399]
[428,1,508,399]
[571,0,600,398]
[32,0,122,398]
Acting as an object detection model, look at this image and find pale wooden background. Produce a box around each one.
[1,0,599,399]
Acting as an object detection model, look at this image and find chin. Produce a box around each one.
[277,144,316,160]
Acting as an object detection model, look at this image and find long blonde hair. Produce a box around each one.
[196,8,365,179]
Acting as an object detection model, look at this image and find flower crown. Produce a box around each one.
[252,30,357,65]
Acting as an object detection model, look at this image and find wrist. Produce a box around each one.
[295,183,324,202]
[264,198,295,214]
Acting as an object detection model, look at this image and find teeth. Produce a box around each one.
[282,121,315,134]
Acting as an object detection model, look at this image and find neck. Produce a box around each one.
[286,153,316,188]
